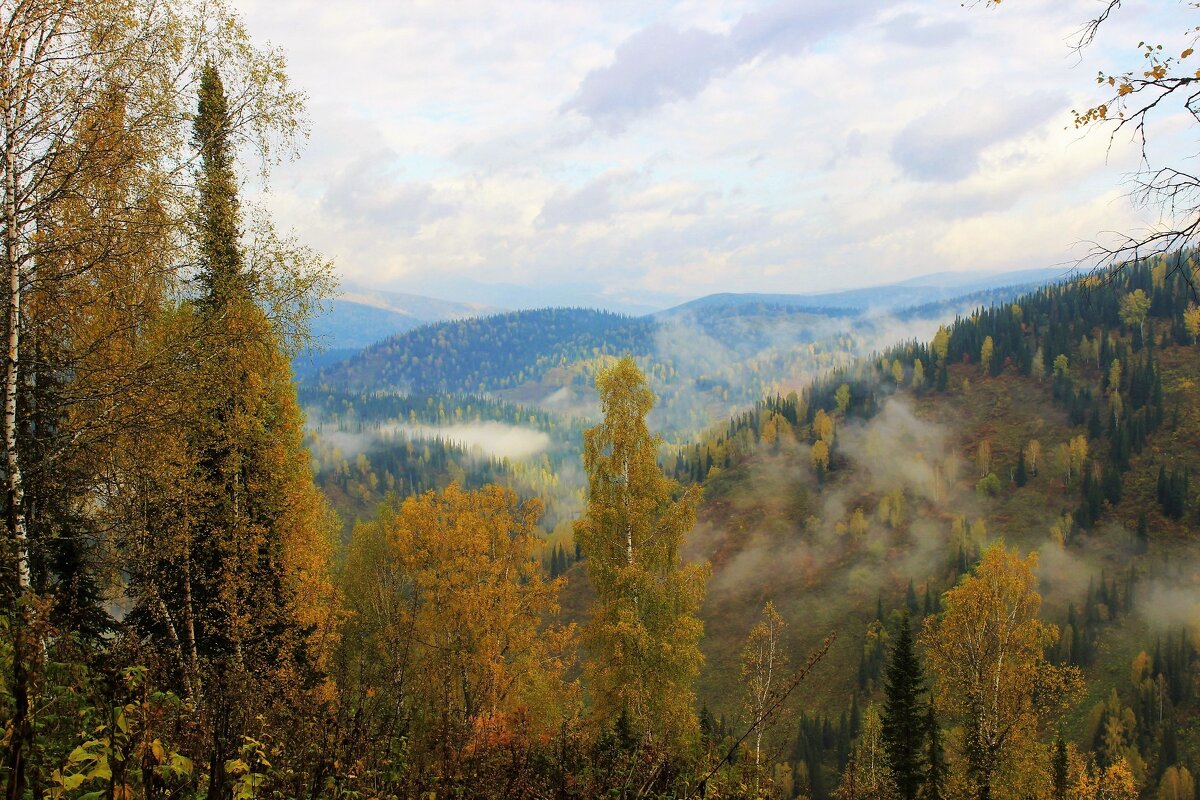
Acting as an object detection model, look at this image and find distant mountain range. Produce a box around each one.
[310,284,500,351]
[304,266,1082,360]
[659,266,1078,316]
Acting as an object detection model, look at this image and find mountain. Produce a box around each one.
[399,275,673,315]
[310,281,1071,440]
[309,285,499,352]
[315,307,652,395]
[647,260,1200,783]
[661,266,1078,316]
[304,257,1200,798]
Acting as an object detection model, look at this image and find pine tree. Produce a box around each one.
[883,613,927,800]
[574,356,709,747]
[1015,451,1028,487]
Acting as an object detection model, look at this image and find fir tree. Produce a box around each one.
[883,613,927,800]
[193,62,247,309]
[1051,736,1068,800]
[922,706,946,800]
[160,63,335,795]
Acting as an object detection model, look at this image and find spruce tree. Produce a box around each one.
[922,706,946,800]
[193,63,247,308]
[164,62,335,795]
[1051,736,1068,800]
[883,613,927,800]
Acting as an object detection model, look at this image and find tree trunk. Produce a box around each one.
[183,540,200,700]
[3,94,32,800]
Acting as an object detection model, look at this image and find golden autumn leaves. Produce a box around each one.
[922,546,1083,800]
[576,356,709,749]
[337,355,710,771]
[341,483,576,774]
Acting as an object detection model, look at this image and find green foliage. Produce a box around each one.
[882,615,927,800]
[975,472,1003,498]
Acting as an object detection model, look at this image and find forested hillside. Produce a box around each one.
[321,307,653,393]
[649,257,1200,799]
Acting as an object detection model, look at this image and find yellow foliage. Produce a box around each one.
[574,357,708,748]
[343,483,576,748]
[1183,303,1200,340]
[922,545,1082,799]
[811,439,830,473]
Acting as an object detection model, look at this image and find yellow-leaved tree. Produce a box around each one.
[340,483,575,788]
[575,356,709,748]
[741,601,789,792]
[921,544,1082,800]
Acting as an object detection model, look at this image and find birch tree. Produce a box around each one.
[740,601,788,793]
[921,545,1082,800]
[575,356,709,748]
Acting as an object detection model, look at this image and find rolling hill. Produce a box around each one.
[626,258,1200,797]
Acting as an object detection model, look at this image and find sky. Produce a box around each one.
[231,0,1197,311]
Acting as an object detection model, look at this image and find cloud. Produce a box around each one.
[321,148,457,233]
[890,91,1065,183]
[564,25,729,134]
[396,422,552,461]
[879,11,969,48]
[564,0,875,133]
[729,0,874,59]
[235,0,1186,304]
[535,169,638,229]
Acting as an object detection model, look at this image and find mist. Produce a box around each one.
[395,421,551,461]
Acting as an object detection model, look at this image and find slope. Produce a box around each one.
[562,258,1200,797]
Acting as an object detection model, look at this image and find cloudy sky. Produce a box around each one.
[231,0,1195,310]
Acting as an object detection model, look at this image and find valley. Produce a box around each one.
[300,259,1200,798]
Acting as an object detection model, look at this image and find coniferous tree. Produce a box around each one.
[1136,512,1149,553]
[883,614,927,800]
[922,706,946,800]
[193,63,247,309]
[139,62,336,795]
[1051,736,1069,800]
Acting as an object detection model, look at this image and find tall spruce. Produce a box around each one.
[922,706,946,800]
[574,356,709,748]
[193,63,247,308]
[882,612,927,800]
[152,62,335,797]
[1051,735,1068,800]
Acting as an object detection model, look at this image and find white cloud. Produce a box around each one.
[231,0,1196,307]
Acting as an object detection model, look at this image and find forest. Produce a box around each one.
[1,1,1199,800]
